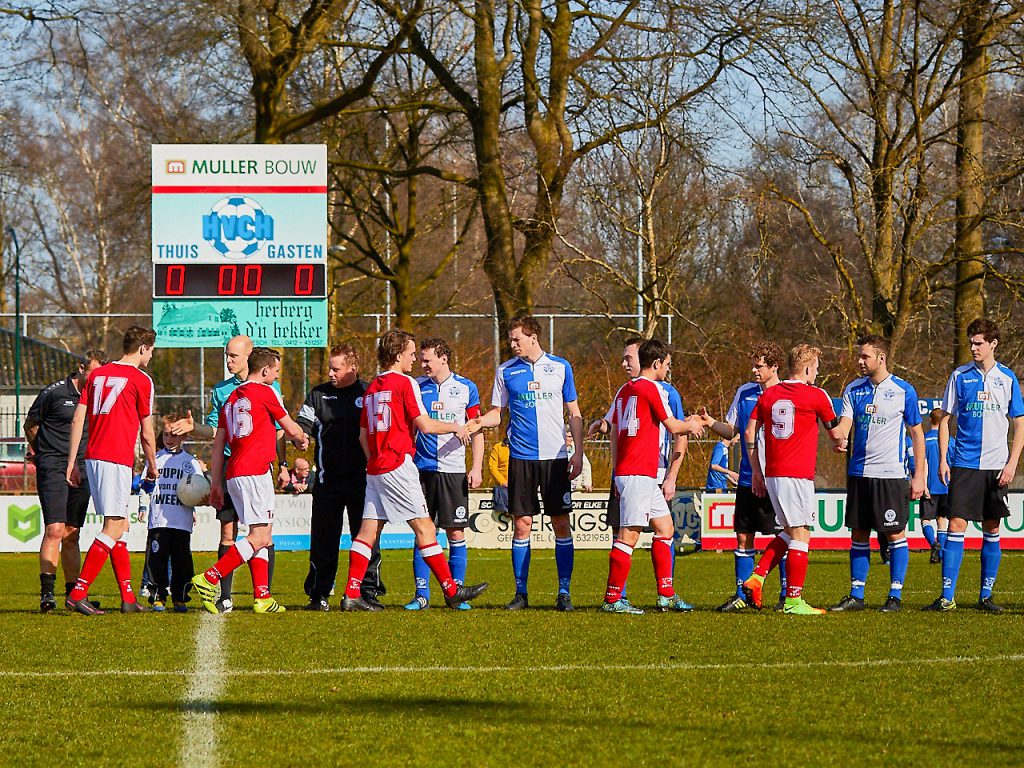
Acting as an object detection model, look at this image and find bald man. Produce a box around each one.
[169,335,284,612]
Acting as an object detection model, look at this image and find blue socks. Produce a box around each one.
[888,538,909,599]
[922,521,936,547]
[936,529,947,554]
[778,554,788,598]
[412,546,431,600]
[734,548,755,597]
[555,537,574,595]
[941,532,965,601]
[849,541,871,600]
[980,532,1001,599]
[448,538,468,586]
[511,538,531,595]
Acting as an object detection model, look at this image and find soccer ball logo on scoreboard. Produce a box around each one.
[202,196,274,258]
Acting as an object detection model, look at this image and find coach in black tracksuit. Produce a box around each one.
[298,344,385,610]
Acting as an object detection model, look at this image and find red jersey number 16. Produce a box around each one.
[226,398,253,439]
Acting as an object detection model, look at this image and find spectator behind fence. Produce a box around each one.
[281,458,314,494]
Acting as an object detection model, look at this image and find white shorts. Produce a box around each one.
[614,475,671,528]
[766,476,816,529]
[364,456,429,524]
[226,473,275,526]
[85,459,132,519]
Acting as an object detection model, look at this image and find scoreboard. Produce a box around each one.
[151,144,328,348]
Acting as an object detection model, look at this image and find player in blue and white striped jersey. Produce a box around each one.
[925,319,1024,612]
[477,315,584,612]
[404,338,484,611]
[703,342,789,612]
[829,335,926,613]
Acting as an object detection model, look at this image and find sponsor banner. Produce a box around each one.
[153,298,327,348]
[0,494,412,553]
[700,490,1024,550]
[152,144,327,265]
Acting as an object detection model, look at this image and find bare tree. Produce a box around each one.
[410,0,757,331]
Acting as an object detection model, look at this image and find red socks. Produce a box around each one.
[248,548,270,599]
[69,532,115,600]
[205,539,254,584]
[786,540,809,598]
[754,533,792,578]
[110,541,135,603]
[419,541,457,598]
[651,536,675,597]
[345,538,373,599]
[605,541,633,602]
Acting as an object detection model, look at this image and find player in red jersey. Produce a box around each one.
[64,326,159,615]
[340,329,489,611]
[191,347,308,614]
[601,339,712,614]
[741,344,845,615]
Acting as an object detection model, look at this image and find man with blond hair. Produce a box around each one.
[742,344,846,615]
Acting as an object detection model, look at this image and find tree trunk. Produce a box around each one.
[473,1,519,334]
[953,0,990,365]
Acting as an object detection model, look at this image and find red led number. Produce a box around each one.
[165,265,185,295]
[295,264,314,295]
[218,265,237,294]
[242,265,262,295]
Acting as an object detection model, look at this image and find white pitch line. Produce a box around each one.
[179,612,225,768]
[3,652,1024,680]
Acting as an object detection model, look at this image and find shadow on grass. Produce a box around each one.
[149,695,645,727]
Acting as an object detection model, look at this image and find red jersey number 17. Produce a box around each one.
[91,376,128,415]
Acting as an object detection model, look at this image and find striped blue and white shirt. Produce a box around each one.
[492,353,578,461]
[942,363,1024,470]
[840,375,921,479]
[726,381,765,488]
[414,373,481,473]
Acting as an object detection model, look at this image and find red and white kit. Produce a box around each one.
[80,361,154,517]
[751,380,836,528]
[360,371,430,522]
[221,381,288,525]
[611,377,672,527]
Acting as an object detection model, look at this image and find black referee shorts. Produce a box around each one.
[38,463,91,528]
[508,457,572,517]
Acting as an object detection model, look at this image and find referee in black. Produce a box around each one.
[298,343,386,610]
[24,349,106,612]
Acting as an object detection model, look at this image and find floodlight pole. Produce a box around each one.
[5,227,21,433]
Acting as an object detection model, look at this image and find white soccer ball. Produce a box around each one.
[177,473,211,507]
[206,195,269,257]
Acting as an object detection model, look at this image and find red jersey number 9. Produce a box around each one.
[771,399,795,439]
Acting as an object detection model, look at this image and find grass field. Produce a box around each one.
[1,547,1022,767]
